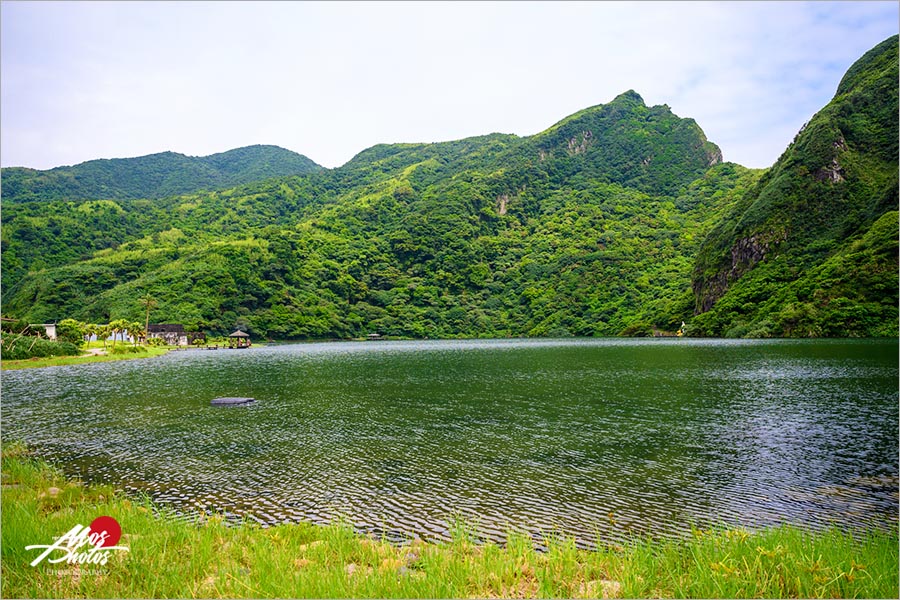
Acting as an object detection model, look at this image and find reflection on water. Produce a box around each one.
[3,338,897,545]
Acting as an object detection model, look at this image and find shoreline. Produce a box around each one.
[0,346,171,371]
[3,335,897,371]
[2,443,897,598]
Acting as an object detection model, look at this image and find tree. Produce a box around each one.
[96,323,111,350]
[107,319,131,349]
[83,323,100,347]
[129,321,145,346]
[139,294,157,346]
[56,318,87,347]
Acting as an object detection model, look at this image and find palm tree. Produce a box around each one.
[139,294,157,346]
[107,319,131,350]
[97,323,111,350]
[129,322,145,346]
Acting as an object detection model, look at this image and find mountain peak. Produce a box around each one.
[836,34,898,97]
[532,91,721,194]
[612,89,645,105]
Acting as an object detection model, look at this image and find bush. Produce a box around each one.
[724,322,752,339]
[0,334,80,360]
[56,318,86,347]
[619,321,654,337]
[110,345,148,355]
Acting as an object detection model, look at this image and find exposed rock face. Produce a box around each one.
[496,193,509,216]
[813,136,848,183]
[693,231,787,313]
[815,157,846,183]
[706,145,724,166]
[566,130,593,156]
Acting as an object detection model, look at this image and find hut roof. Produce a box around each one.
[228,330,250,337]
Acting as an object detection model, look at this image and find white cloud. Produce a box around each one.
[1,1,897,170]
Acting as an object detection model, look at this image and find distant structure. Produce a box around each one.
[34,324,57,341]
[147,324,189,346]
[228,330,251,348]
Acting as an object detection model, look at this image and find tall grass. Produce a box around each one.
[2,443,896,598]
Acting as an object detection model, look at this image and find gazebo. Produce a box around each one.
[228,330,251,348]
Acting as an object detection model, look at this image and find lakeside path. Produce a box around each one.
[1,443,897,598]
[1,347,170,371]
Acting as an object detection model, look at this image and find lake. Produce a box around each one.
[3,338,897,546]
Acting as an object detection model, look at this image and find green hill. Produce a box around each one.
[690,35,898,337]
[0,145,322,203]
[2,92,749,337]
[2,37,896,340]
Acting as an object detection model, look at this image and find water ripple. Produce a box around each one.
[2,338,897,545]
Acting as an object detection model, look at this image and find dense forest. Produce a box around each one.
[1,145,322,203]
[2,36,896,340]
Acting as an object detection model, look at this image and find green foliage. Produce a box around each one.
[0,145,322,203]
[55,318,86,347]
[2,91,740,339]
[0,334,80,360]
[693,211,899,337]
[110,345,148,355]
[0,317,38,336]
[691,35,898,336]
[1,37,896,340]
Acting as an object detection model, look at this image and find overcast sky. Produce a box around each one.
[2,1,897,171]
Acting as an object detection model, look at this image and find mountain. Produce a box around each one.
[0,145,323,203]
[1,37,896,340]
[690,35,898,337]
[2,92,750,337]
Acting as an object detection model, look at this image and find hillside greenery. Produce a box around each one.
[0,145,322,203]
[1,38,896,340]
[2,92,759,338]
[691,35,898,337]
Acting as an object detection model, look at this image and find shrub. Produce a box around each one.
[0,334,80,360]
[110,346,148,355]
[619,321,654,337]
[56,318,87,347]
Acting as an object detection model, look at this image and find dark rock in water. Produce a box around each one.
[211,397,255,406]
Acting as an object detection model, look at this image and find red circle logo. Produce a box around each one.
[89,516,122,547]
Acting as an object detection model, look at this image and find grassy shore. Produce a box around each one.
[1,443,897,599]
[1,347,170,371]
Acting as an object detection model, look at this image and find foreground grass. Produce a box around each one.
[2,444,897,598]
[1,347,170,371]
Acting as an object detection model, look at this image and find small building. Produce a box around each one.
[38,324,57,341]
[188,332,206,345]
[147,324,188,346]
[228,330,251,348]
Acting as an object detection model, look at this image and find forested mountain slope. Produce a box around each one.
[0,145,322,203]
[690,35,898,337]
[2,92,758,337]
[2,37,896,339]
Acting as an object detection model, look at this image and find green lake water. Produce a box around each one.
[3,338,897,545]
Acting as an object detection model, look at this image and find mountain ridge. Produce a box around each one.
[1,36,896,340]
[1,144,322,203]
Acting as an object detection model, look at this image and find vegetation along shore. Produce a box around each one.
[2,443,896,599]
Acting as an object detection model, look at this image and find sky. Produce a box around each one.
[1,1,897,171]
